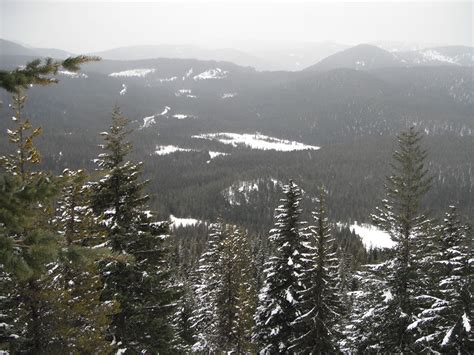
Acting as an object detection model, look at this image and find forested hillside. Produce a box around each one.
[0,50,472,353]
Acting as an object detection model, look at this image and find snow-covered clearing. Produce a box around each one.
[193,68,228,80]
[223,178,282,205]
[173,114,194,120]
[109,68,156,78]
[420,50,458,65]
[154,145,197,155]
[169,215,203,228]
[158,76,177,83]
[349,223,396,249]
[193,132,320,151]
[58,70,88,78]
[141,115,156,128]
[119,84,127,95]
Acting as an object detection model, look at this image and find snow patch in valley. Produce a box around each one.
[58,70,88,78]
[183,68,193,80]
[223,178,282,206]
[419,50,458,65]
[173,114,194,120]
[209,151,228,159]
[193,68,228,80]
[169,215,202,229]
[154,145,197,155]
[175,89,197,98]
[160,106,171,115]
[141,115,156,128]
[158,76,177,83]
[349,223,396,249]
[109,68,156,78]
[193,132,320,152]
[119,84,127,95]
[140,106,172,128]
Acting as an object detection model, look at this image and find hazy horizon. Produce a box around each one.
[0,1,472,54]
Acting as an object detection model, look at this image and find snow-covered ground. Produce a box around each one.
[119,84,127,95]
[349,223,395,249]
[169,215,203,228]
[173,114,194,120]
[141,115,156,128]
[158,76,177,83]
[208,151,228,159]
[109,68,156,78]
[420,50,458,65]
[193,132,320,152]
[154,145,197,155]
[58,70,88,78]
[182,68,193,80]
[175,89,196,98]
[223,178,282,205]
[193,68,228,80]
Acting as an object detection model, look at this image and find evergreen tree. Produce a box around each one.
[0,56,99,94]
[91,106,181,354]
[0,92,59,353]
[291,187,343,353]
[232,227,257,354]
[253,180,307,353]
[412,206,472,352]
[190,220,225,352]
[191,220,256,353]
[47,169,118,353]
[357,127,433,352]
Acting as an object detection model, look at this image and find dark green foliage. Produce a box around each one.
[91,106,181,353]
[0,56,100,94]
[190,220,256,353]
[413,206,473,352]
[254,181,308,353]
[291,188,343,353]
[351,127,434,352]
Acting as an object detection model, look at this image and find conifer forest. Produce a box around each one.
[0,2,473,354]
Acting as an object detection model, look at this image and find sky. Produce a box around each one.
[0,0,472,53]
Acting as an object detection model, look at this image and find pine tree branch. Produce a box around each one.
[0,56,101,94]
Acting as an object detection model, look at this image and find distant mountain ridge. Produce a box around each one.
[2,38,472,73]
[89,44,270,70]
[305,43,474,71]
[0,39,73,59]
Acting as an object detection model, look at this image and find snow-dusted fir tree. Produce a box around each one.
[91,106,181,353]
[253,180,307,353]
[291,187,343,353]
[48,169,118,353]
[232,227,257,354]
[412,206,472,352]
[190,220,225,352]
[214,225,256,353]
[191,220,256,352]
[0,92,59,353]
[361,127,433,352]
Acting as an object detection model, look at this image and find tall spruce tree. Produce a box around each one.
[291,187,343,353]
[190,220,225,352]
[191,220,256,353]
[0,92,60,353]
[412,206,472,352]
[91,106,181,354]
[253,180,307,353]
[355,127,433,352]
[47,169,118,353]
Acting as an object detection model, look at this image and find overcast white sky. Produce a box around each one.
[0,1,472,53]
